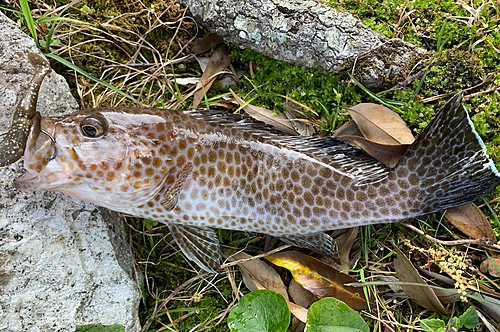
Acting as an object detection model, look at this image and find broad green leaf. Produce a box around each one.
[265,251,369,310]
[457,306,479,329]
[305,298,369,332]
[419,319,446,332]
[75,324,125,332]
[227,290,290,332]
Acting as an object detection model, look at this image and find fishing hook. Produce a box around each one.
[0,129,58,161]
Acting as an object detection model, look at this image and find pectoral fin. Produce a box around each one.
[161,163,193,211]
[280,232,338,258]
[169,224,222,273]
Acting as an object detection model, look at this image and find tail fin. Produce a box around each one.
[393,92,500,215]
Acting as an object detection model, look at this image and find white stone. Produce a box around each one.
[0,11,141,332]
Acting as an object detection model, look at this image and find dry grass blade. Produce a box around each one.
[348,103,415,144]
[337,135,409,168]
[230,89,298,135]
[265,251,369,310]
[393,248,448,315]
[445,203,496,241]
[192,44,231,108]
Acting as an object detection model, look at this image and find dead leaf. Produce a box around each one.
[190,33,222,55]
[335,120,363,137]
[192,44,231,108]
[230,89,298,135]
[337,135,410,168]
[335,227,359,271]
[472,291,500,323]
[480,256,500,277]
[348,103,415,144]
[265,251,369,310]
[445,203,496,241]
[229,252,289,300]
[287,301,308,323]
[394,247,448,315]
[289,279,318,308]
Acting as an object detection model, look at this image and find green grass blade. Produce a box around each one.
[46,53,138,102]
[37,16,91,25]
[19,0,38,44]
[411,70,428,102]
[0,5,22,16]
[348,74,401,113]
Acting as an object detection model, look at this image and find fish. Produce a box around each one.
[0,53,51,166]
[12,92,500,273]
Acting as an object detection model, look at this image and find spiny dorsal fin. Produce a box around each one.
[184,109,390,185]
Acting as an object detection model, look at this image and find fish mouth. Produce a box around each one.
[14,117,66,190]
[14,171,42,189]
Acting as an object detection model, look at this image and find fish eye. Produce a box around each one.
[79,116,108,138]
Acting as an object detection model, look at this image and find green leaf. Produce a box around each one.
[456,306,479,329]
[75,324,125,332]
[227,290,290,332]
[305,298,369,332]
[81,5,91,13]
[419,318,446,332]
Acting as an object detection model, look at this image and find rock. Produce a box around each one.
[0,12,141,332]
[179,0,427,88]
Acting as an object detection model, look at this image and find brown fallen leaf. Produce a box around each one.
[480,256,500,277]
[192,44,231,108]
[190,33,222,55]
[348,103,415,144]
[337,135,410,168]
[287,301,308,323]
[265,251,369,310]
[335,120,363,137]
[394,247,448,315]
[335,227,359,271]
[230,89,298,135]
[228,252,289,300]
[288,279,318,308]
[445,203,496,241]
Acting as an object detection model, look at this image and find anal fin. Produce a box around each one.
[169,224,222,273]
[280,233,338,258]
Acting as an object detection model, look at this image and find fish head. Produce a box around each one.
[15,108,173,210]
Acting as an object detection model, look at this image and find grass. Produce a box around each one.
[2,0,500,330]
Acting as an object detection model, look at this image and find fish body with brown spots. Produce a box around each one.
[14,94,500,272]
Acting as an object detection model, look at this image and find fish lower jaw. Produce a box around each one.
[14,171,42,190]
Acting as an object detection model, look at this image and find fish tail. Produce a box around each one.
[392,92,500,216]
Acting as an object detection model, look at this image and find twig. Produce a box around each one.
[478,196,500,208]
[402,223,500,251]
[463,85,500,100]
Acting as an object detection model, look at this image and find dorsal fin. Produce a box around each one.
[183,109,390,185]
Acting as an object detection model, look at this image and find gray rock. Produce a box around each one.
[179,0,427,88]
[0,12,141,332]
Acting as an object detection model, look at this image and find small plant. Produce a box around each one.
[420,306,479,332]
[228,291,370,332]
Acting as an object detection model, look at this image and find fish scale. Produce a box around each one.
[12,92,500,272]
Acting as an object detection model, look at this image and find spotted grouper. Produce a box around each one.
[13,91,500,272]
